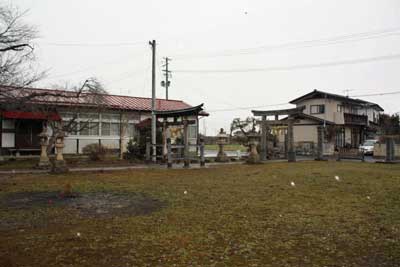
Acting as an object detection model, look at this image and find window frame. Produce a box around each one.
[310,104,325,114]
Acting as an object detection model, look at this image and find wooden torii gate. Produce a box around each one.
[152,104,207,167]
[252,106,305,162]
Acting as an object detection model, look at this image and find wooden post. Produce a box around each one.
[145,136,151,162]
[386,137,395,163]
[183,119,190,168]
[287,118,296,162]
[260,116,267,161]
[162,119,168,161]
[200,137,205,167]
[167,137,172,168]
[315,126,324,161]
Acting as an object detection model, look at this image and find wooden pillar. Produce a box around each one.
[260,116,267,161]
[167,137,172,168]
[200,137,205,167]
[183,118,190,168]
[162,119,168,160]
[287,117,296,162]
[0,117,3,161]
[386,137,395,163]
[315,126,324,161]
[145,136,151,162]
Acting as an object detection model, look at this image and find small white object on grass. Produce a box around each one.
[367,196,371,200]
[76,232,81,237]
[290,181,295,187]
[335,175,340,181]
[184,190,187,195]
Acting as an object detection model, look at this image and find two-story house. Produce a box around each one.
[284,90,383,152]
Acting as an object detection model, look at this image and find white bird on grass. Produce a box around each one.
[184,190,188,195]
[76,232,81,237]
[290,181,295,187]
[335,175,340,181]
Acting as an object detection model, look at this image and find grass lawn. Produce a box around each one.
[0,156,136,171]
[0,162,399,266]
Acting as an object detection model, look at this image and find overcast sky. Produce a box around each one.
[11,0,400,135]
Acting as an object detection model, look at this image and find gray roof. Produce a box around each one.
[289,90,384,111]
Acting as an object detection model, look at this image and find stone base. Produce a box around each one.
[215,152,230,163]
[287,151,296,162]
[247,153,261,164]
[37,160,51,169]
[52,160,69,173]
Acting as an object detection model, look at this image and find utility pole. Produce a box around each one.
[161,57,171,100]
[149,40,157,162]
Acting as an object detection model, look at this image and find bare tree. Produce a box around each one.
[230,117,258,137]
[44,78,108,152]
[0,4,44,87]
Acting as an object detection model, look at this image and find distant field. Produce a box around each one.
[205,144,247,152]
[1,162,399,266]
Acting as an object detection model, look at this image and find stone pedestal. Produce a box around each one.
[247,133,261,164]
[215,128,229,163]
[52,131,69,173]
[37,129,51,169]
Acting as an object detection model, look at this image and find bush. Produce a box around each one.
[82,143,109,161]
[125,138,142,160]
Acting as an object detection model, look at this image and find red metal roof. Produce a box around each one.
[0,86,194,112]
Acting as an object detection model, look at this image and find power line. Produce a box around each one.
[173,53,400,74]
[173,27,400,60]
[207,102,289,112]
[37,41,146,47]
[44,52,147,80]
[351,91,400,98]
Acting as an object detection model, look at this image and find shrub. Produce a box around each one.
[82,143,109,161]
[125,138,142,160]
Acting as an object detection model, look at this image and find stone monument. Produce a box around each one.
[215,128,229,162]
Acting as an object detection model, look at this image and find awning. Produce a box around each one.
[1,111,61,121]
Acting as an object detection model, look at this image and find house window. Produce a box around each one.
[310,105,325,114]
[110,123,120,136]
[337,104,344,112]
[80,121,99,136]
[188,125,197,139]
[127,124,136,137]
[79,113,99,136]
[101,113,121,136]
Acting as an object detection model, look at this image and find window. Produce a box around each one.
[337,104,344,112]
[2,119,15,129]
[310,105,325,114]
[100,113,120,136]
[62,120,78,135]
[188,125,197,139]
[80,121,99,136]
[101,122,110,136]
[110,123,120,136]
[127,124,136,137]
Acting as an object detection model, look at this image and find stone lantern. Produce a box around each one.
[37,128,50,169]
[215,128,229,162]
[52,130,68,173]
[247,132,261,164]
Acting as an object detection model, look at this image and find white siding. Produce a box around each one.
[1,133,15,148]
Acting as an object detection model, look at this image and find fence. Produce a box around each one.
[337,148,364,161]
[146,138,206,168]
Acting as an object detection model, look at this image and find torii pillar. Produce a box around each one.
[287,117,296,162]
